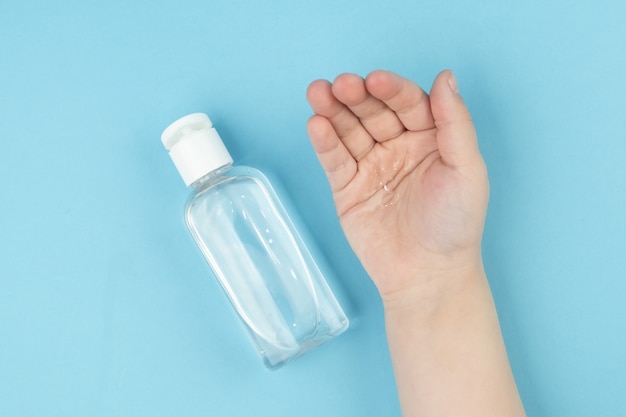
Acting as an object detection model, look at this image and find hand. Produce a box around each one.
[306,70,489,300]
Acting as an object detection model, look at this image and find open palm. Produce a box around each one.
[306,70,489,297]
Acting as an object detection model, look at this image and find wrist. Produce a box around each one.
[379,255,488,320]
[381,257,526,417]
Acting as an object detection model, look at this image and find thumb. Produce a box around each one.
[429,70,480,168]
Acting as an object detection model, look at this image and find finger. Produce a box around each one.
[306,114,357,193]
[331,73,405,142]
[306,79,375,160]
[429,70,480,168]
[365,70,435,132]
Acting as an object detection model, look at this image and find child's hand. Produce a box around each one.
[306,70,489,301]
[308,70,526,417]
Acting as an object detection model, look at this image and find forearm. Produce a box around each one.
[382,263,526,417]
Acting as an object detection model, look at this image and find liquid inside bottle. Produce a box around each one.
[186,166,349,368]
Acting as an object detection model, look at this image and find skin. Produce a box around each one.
[306,70,526,417]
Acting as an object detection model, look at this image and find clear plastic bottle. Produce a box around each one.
[161,113,349,369]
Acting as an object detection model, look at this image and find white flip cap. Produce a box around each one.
[161,113,233,186]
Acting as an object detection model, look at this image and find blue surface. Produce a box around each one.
[1,0,625,416]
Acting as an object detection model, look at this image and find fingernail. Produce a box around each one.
[448,71,459,94]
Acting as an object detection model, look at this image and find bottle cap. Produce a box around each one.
[161,113,233,186]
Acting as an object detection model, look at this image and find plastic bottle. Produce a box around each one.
[160,113,349,369]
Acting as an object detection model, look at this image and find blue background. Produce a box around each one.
[1,0,624,415]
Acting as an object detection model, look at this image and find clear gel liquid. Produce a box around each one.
[185,166,348,368]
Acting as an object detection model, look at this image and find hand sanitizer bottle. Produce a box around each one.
[161,113,349,369]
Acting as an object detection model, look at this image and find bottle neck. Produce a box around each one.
[189,163,233,189]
